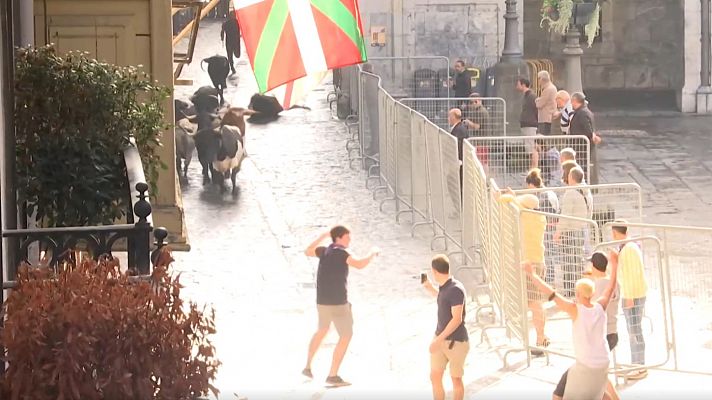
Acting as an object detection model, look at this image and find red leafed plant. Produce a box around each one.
[0,254,220,399]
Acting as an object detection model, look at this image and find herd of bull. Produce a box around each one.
[173,55,294,194]
[174,86,252,194]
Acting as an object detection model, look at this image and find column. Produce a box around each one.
[501,0,523,62]
[563,26,583,94]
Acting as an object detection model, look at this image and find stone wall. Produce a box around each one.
[359,0,524,67]
[522,0,685,95]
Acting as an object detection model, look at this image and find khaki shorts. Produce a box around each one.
[521,127,537,153]
[430,339,470,378]
[317,304,353,336]
[526,263,547,302]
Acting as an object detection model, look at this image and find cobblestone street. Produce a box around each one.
[171,20,712,400]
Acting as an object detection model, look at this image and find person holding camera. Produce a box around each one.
[421,255,469,400]
[302,226,379,387]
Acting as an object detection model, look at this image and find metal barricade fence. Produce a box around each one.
[601,222,712,375]
[591,237,673,380]
[513,208,601,367]
[394,101,413,217]
[469,135,591,189]
[373,89,398,208]
[424,120,446,250]
[367,56,451,99]
[439,129,463,253]
[513,183,644,239]
[408,111,435,234]
[400,97,507,136]
[359,72,381,171]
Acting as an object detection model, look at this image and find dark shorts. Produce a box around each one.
[553,369,569,397]
[607,333,618,351]
[538,123,552,135]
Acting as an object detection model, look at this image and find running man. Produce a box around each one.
[303,226,379,386]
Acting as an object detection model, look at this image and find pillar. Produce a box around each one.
[696,0,712,113]
[563,26,583,94]
[493,0,529,133]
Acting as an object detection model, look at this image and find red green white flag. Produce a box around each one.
[233,0,368,107]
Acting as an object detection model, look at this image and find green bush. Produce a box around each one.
[14,45,169,227]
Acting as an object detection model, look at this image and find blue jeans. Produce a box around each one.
[623,297,646,365]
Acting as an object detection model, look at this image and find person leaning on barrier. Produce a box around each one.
[525,168,560,286]
[560,147,577,164]
[523,257,620,400]
[561,159,580,186]
[536,138,563,188]
[516,77,539,169]
[584,251,621,352]
[610,221,649,380]
[421,255,469,400]
[497,190,550,355]
[555,167,593,298]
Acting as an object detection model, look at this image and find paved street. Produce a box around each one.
[171,20,712,399]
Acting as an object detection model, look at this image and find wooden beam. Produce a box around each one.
[172,0,222,47]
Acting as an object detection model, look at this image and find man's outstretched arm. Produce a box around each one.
[305,232,330,257]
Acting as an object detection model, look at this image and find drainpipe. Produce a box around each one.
[17,0,34,47]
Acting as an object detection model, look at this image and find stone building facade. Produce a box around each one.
[361,0,712,113]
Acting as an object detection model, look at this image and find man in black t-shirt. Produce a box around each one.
[422,255,469,400]
[302,225,379,387]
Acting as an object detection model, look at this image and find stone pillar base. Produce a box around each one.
[493,60,531,132]
[696,87,712,113]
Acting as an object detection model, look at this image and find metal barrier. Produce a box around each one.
[601,222,712,375]
[333,61,712,380]
[591,237,673,381]
[510,208,600,367]
[400,97,507,136]
[406,111,436,234]
[359,72,381,171]
[513,183,644,241]
[525,59,555,96]
[439,129,463,254]
[367,56,451,99]
[468,135,591,189]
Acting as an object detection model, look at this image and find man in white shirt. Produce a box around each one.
[554,90,575,134]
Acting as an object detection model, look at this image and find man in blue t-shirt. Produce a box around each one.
[422,255,469,400]
[302,225,379,387]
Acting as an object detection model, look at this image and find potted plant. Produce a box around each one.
[14,45,169,228]
[540,0,602,47]
[0,254,221,399]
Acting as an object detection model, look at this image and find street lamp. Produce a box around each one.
[501,0,523,63]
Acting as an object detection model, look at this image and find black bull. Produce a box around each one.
[201,55,230,104]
